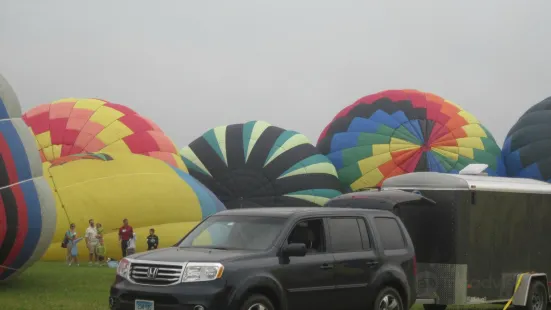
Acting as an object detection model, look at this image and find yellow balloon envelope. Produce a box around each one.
[41,152,225,261]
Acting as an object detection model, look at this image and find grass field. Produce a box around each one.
[0,262,504,310]
[0,262,114,310]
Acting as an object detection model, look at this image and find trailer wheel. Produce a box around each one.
[423,305,447,310]
[521,280,548,310]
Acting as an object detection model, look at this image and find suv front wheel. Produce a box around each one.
[374,287,404,310]
[240,294,275,310]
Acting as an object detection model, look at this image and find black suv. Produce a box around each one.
[109,207,417,310]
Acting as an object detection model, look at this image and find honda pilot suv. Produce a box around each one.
[109,207,417,310]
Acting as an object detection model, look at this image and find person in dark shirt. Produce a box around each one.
[118,218,134,257]
[147,228,159,251]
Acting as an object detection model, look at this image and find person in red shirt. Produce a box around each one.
[118,218,134,257]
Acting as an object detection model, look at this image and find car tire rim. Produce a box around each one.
[531,286,545,310]
[379,294,400,310]
[248,303,269,310]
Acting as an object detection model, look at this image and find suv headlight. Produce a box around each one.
[117,258,131,279]
[182,262,224,282]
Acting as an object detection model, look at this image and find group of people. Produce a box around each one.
[62,219,106,266]
[62,218,160,267]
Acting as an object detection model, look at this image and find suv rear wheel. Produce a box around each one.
[375,286,404,310]
[240,294,275,310]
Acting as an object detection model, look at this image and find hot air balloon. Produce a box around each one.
[317,89,503,192]
[41,152,225,261]
[502,96,551,181]
[0,73,56,281]
[22,98,185,170]
[180,121,342,208]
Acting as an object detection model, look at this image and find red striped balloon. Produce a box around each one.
[0,73,56,282]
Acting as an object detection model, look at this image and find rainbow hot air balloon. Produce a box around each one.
[22,98,186,170]
[317,89,503,192]
[0,74,56,281]
[181,121,342,208]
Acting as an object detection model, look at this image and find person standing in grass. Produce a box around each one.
[65,223,77,265]
[126,233,137,256]
[96,222,104,242]
[68,227,83,267]
[147,228,159,251]
[95,223,106,265]
[85,219,98,266]
[118,218,134,257]
[95,238,106,266]
[70,237,83,266]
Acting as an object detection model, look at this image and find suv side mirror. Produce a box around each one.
[281,243,307,257]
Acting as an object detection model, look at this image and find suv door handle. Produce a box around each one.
[366,261,379,266]
[320,263,334,270]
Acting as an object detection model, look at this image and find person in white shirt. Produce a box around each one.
[126,233,136,255]
[126,233,137,256]
[85,219,99,266]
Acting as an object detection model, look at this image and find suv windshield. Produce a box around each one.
[178,215,287,251]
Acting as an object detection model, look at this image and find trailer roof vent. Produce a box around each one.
[459,164,488,176]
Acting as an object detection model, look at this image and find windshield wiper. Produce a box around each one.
[179,245,231,250]
[205,246,231,250]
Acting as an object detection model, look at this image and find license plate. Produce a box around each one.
[135,299,154,310]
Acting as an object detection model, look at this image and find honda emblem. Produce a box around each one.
[147,267,159,279]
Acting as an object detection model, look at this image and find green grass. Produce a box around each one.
[0,262,115,310]
[0,262,505,310]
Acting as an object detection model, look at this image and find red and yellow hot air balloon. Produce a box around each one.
[20,98,229,262]
[22,98,185,170]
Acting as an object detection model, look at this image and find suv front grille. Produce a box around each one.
[129,262,184,286]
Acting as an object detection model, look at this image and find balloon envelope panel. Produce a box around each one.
[181,121,342,208]
[0,74,56,282]
[317,90,503,191]
[502,96,551,181]
[22,98,186,170]
[41,153,225,261]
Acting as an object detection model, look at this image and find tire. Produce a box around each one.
[374,287,404,310]
[423,305,447,310]
[239,294,275,310]
[520,280,548,310]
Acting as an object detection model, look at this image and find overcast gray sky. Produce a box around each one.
[2,0,551,148]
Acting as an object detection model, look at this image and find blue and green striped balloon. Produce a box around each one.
[180,121,342,208]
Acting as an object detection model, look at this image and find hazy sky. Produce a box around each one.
[2,0,551,148]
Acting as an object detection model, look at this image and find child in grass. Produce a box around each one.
[96,238,106,266]
[94,223,106,266]
[126,233,137,256]
[96,223,104,241]
[147,228,159,250]
[69,236,83,266]
[65,223,79,266]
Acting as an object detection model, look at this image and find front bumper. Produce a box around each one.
[109,276,231,310]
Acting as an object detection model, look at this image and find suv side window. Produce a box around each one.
[328,218,365,252]
[356,218,371,250]
[287,219,326,254]
[374,217,406,250]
